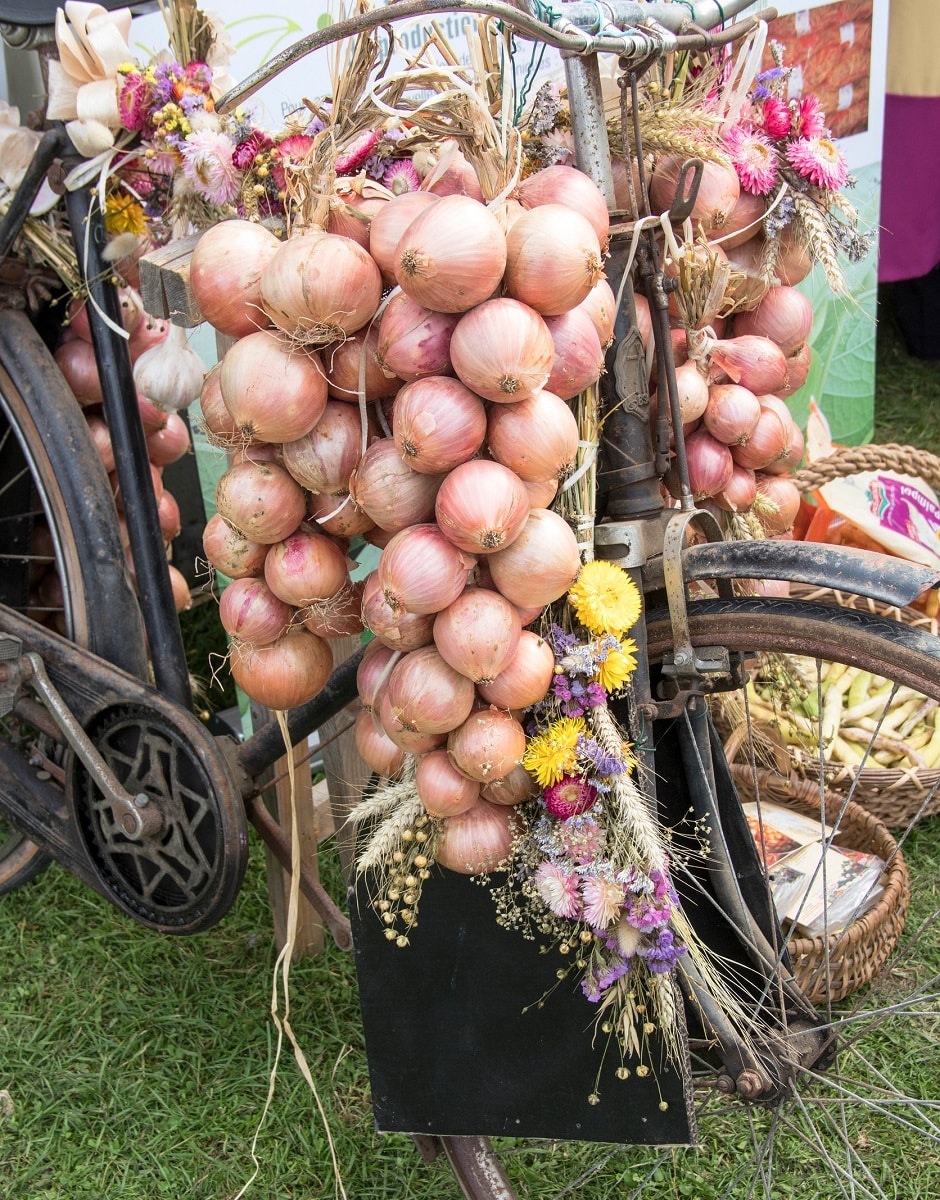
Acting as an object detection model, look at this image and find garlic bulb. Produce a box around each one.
[133,324,206,412]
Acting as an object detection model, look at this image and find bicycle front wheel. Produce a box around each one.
[443,595,940,1200]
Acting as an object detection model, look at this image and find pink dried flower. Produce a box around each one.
[232,130,273,171]
[180,131,240,204]
[724,125,779,196]
[581,875,625,929]
[544,775,598,820]
[761,96,791,139]
[792,95,827,139]
[383,159,422,195]
[535,861,582,919]
[118,73,154,133]
[336,129,380,174]
[785,136,848,190]
[183,61,213,93]
[556,815,604,865]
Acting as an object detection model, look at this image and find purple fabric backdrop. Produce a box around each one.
[879,94,940,282]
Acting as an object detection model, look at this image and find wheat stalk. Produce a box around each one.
[355,797,424,878]
[589,704,666,872]
[791,192,846,295]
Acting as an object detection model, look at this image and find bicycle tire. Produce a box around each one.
[0,311,146,894]
[440,595,940,1200]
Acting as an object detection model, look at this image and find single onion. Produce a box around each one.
[263,526,350,606]
[503,204,604,315]
[146,412,191,466]
[725,236,769,310]
[281,402,365,494]
[435,460,530,555]
[776,224,814,285]
[220,330,328,444]
[523,478,558,508]
[477,630,555,709]
[386,645,476,734]
[86,412,115,473]
[764,423,806,476]
[127,314,169,363]
[157,489,181,542]
[649,155,740,239]
[684,427,735,499]
[393,376,486,474]
[486,389,579,483]
[481,763,539,805]
[168,564,191,612]
[260,230,383,342]
[300,580,365,638]
[376,690,446,754]
[230,442,281,468]
[436,799,518,874]
[754,474,801,534]
[517,163,610,245]
[356,641,399,710]
[362,570,435,650]
[215,460,307,544]
[324,325,399,403]
[189,219,280,337]
[375,292,459,382]
[416,750,480,817]
[394,194,507,313]
[729,406,791,471]
[349,438,445,532]
[544,308,606,400]
[755,395,797,444]
[67,285,142,339]
[219,577,294,646]
[419,140,484,201]
[326,190,387,248]
[369,191,438,284]
[714,463,757,512]
[354,709,405,778]
[433,587,521,684]
[230,626,333,710]
[633,290,653,347]
[703,383,761,446]
[578,279,617,345]
[197,366,238,446]
[733,286,814,355]
[777,341,812,399]
[202,512,268,578]
[709,335,788,396]
[449,297,554,403]
[307,490,374,537]
[447,708,526,783]
[666,360,711,426]
[487,509,580,609]
[710,188,767,251]
[378,523,475,615]
[137,392,169,434]
[55,339,102,403]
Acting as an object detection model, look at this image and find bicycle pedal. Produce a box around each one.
[0,633,24,717]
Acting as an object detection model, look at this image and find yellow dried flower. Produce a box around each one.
[522,717,586,787]
[105,192,147,238]
[594,638,639,692]
[568,561,641,636]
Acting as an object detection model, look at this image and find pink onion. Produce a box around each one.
[523,478,558,508]
[755,395,797,443]
[168,564,191,613]
[354,709,406,778]
[219,577,294,646]
[86,412,115,473]
[375,292,459,382]
[137,392,169,434]
[128,315,169,363]
[416,750,480,817]
[146,412,191,466]
[776,224,814,285]
[378,523,475,615]
[260,230,382,342]
[307,490,374,537]
[649,155,740,239]
[67,285,142,339]
[754,474,801,534]
[386,646,476,734]
[362,571,435,650]
[326,190,387,248]
[633,290,653,348]
[436,800,518,874]
[300,580,365,637]
[447,708,526,783]
[263,526,350,606]
[420,139,484,201]
[714,463,757,512]
[777,341,812,398]
[710,189,767,251]
[229,442,281,468]
[668,360,711,426]
[487,509,580,610]
[684,427,735,499]
[517,164,610,245]
[486,389,579,483]
[190,219,280,337]
[55,339,102,403]
[480,764,539,806]
[477,630,555,709]
[578,279,617,345]
[214,461,307,544]
[449,297,554,403]
[201,513,268,578]
[230,626,333,710]
[281,402,365,494]
[544,308,606,400]
[730,405,792,472]
[220,330,327,444]
[503,204,604,315]
[157,488,181,543]
[433,587,522,684]
[709,335,788,396]
[392,376,486,474]
[733,286,814,355]
[394,195,507,313]
[435,460,530,554]
[324,325,399,403]
[703,383,761,446]
[765,423,805,475]
[356,641,399,710]
[725,236,768,310]
[376,690,446,754]
[369,192,439,283]
[349,438,445,532]
[197,366,238,445]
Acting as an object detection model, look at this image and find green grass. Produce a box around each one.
[874,289,940,455]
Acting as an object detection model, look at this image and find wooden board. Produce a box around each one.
[137,233,204,327]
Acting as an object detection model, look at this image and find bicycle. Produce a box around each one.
[2,2,940,1198]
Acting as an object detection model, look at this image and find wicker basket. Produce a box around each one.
[731,765,910,1005]
[786,443,940,829]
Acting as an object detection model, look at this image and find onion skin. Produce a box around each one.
[487,508,581,609]
[307,490,375,538]
[394,194,507,313]
[386,645,476,734]
[703,383,761,446]
[544,308,606,400]
[419,140,485,201]
[376,292,459,382]
[777,340,812,399]
[230,627,333,711]
[190,219,280,337]
[362,570,435,650]
[219,577,294,646]
[146,412,191,466]
[436,800,518,874]
[168,564,192,612]
[354,709,406,778]
[376,690,446,754]
[281,401,365,494]
[729,405,791,472]
[416,750,480,817]
[220,330,328,444]
[55,339,103,404]
[733,286,814,356]
[754,474,801,534]
[392,376,487,474]
[447,708,526,783]
[709,335,789,397]
[198,366,238,445]
[349,438,445,532]
[486,389,579,483]
[263,526,350,606]
[377,523,475,615]
[503,203,605,316]
[523,478,558,509]
[157,488,182,543]
[476,629,555,710]
[684,427,735,499]
[517,164,610,245]
[578,279,617,345]
[449,297,555,404]
[369,191,438,284]
[86,413,115,473]
[433,587,522,684]
[356,641,399,710]
[710,188,766,251]
[215,460,307,544]
[714,463,757,512]
[650,155,740,239]
[324,325,399,403]
[434,460,530,555]
[202,512,268,578]
[480,763,539,805]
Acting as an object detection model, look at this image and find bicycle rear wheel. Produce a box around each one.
[0,311,146,894]
[441,595,940,1200]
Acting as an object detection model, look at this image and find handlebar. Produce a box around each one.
[217,0,769,113]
